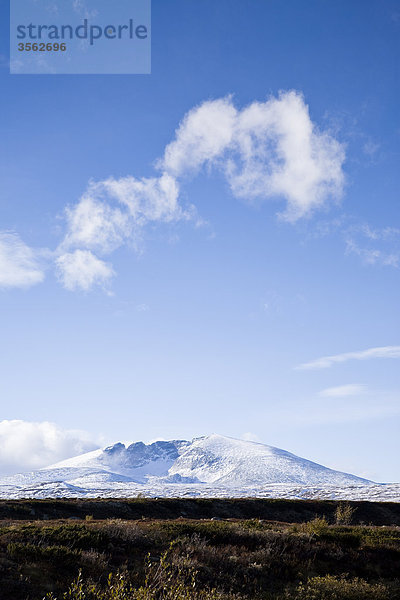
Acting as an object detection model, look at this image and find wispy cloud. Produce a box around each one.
[319,384,368,397]
[0,420,99,477]
[60,173,189,255]
[345,223,400,267]
[55,173,192,290]
[297,346,400,370]
[56,250,114,292]
[306,216,400,269]
[0,232,45,289]
[72,0,98,18]
[362,139,380,160]
[136,303,150,312]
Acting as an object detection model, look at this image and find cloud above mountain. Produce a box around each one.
[161,91,344,222]
[0,420,99,476]
[0,91,346,292]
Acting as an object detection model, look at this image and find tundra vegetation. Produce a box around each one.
[0,500,400,599]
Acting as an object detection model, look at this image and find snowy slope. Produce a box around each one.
[0,434,376,502]
[169,435,369,486]
[43,434,369,486]
[42,439,191,482]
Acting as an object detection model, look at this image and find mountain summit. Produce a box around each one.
[43,434,370,486]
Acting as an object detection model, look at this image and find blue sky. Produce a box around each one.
[0,0,399,481]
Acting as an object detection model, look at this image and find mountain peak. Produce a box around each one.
[33,434,371,488]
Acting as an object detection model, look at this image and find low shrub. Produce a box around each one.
[1,518,400,600]
[285,574,392,600]
[7,541,80,567]
[45,550,241,600]
[298,517,330,537]
[335,503,356,526]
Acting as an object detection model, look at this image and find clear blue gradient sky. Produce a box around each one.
[0,0,399,481]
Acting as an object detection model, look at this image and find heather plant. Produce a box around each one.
[44,548,240,600]
[2,515,400,600]
[298,516,329,537]
[284,575,392,600]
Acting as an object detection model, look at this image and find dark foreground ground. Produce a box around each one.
[1,498,400,599]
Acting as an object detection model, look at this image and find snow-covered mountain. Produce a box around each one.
[2,434,399,502]
[39,434,370,486]
[168,435,371,486]
[1,434,371,492]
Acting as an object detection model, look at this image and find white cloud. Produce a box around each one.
[56,249,114,292]
[0,232,45,289]
[319,384,368,397]
[101,173,187,223]
[230,93,344,221]
[62,173,188,255]
[162,97,237,176]
[0,420,99,476]
[297,345,400,370]
[56,172,195,291]
[63,192,130,254]
[2,91,346,294]
[161,91,345,221]
[60,172,191,257]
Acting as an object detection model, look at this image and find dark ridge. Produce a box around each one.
[1,497,400,525]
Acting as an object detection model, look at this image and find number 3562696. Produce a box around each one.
[18,43,67,51]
